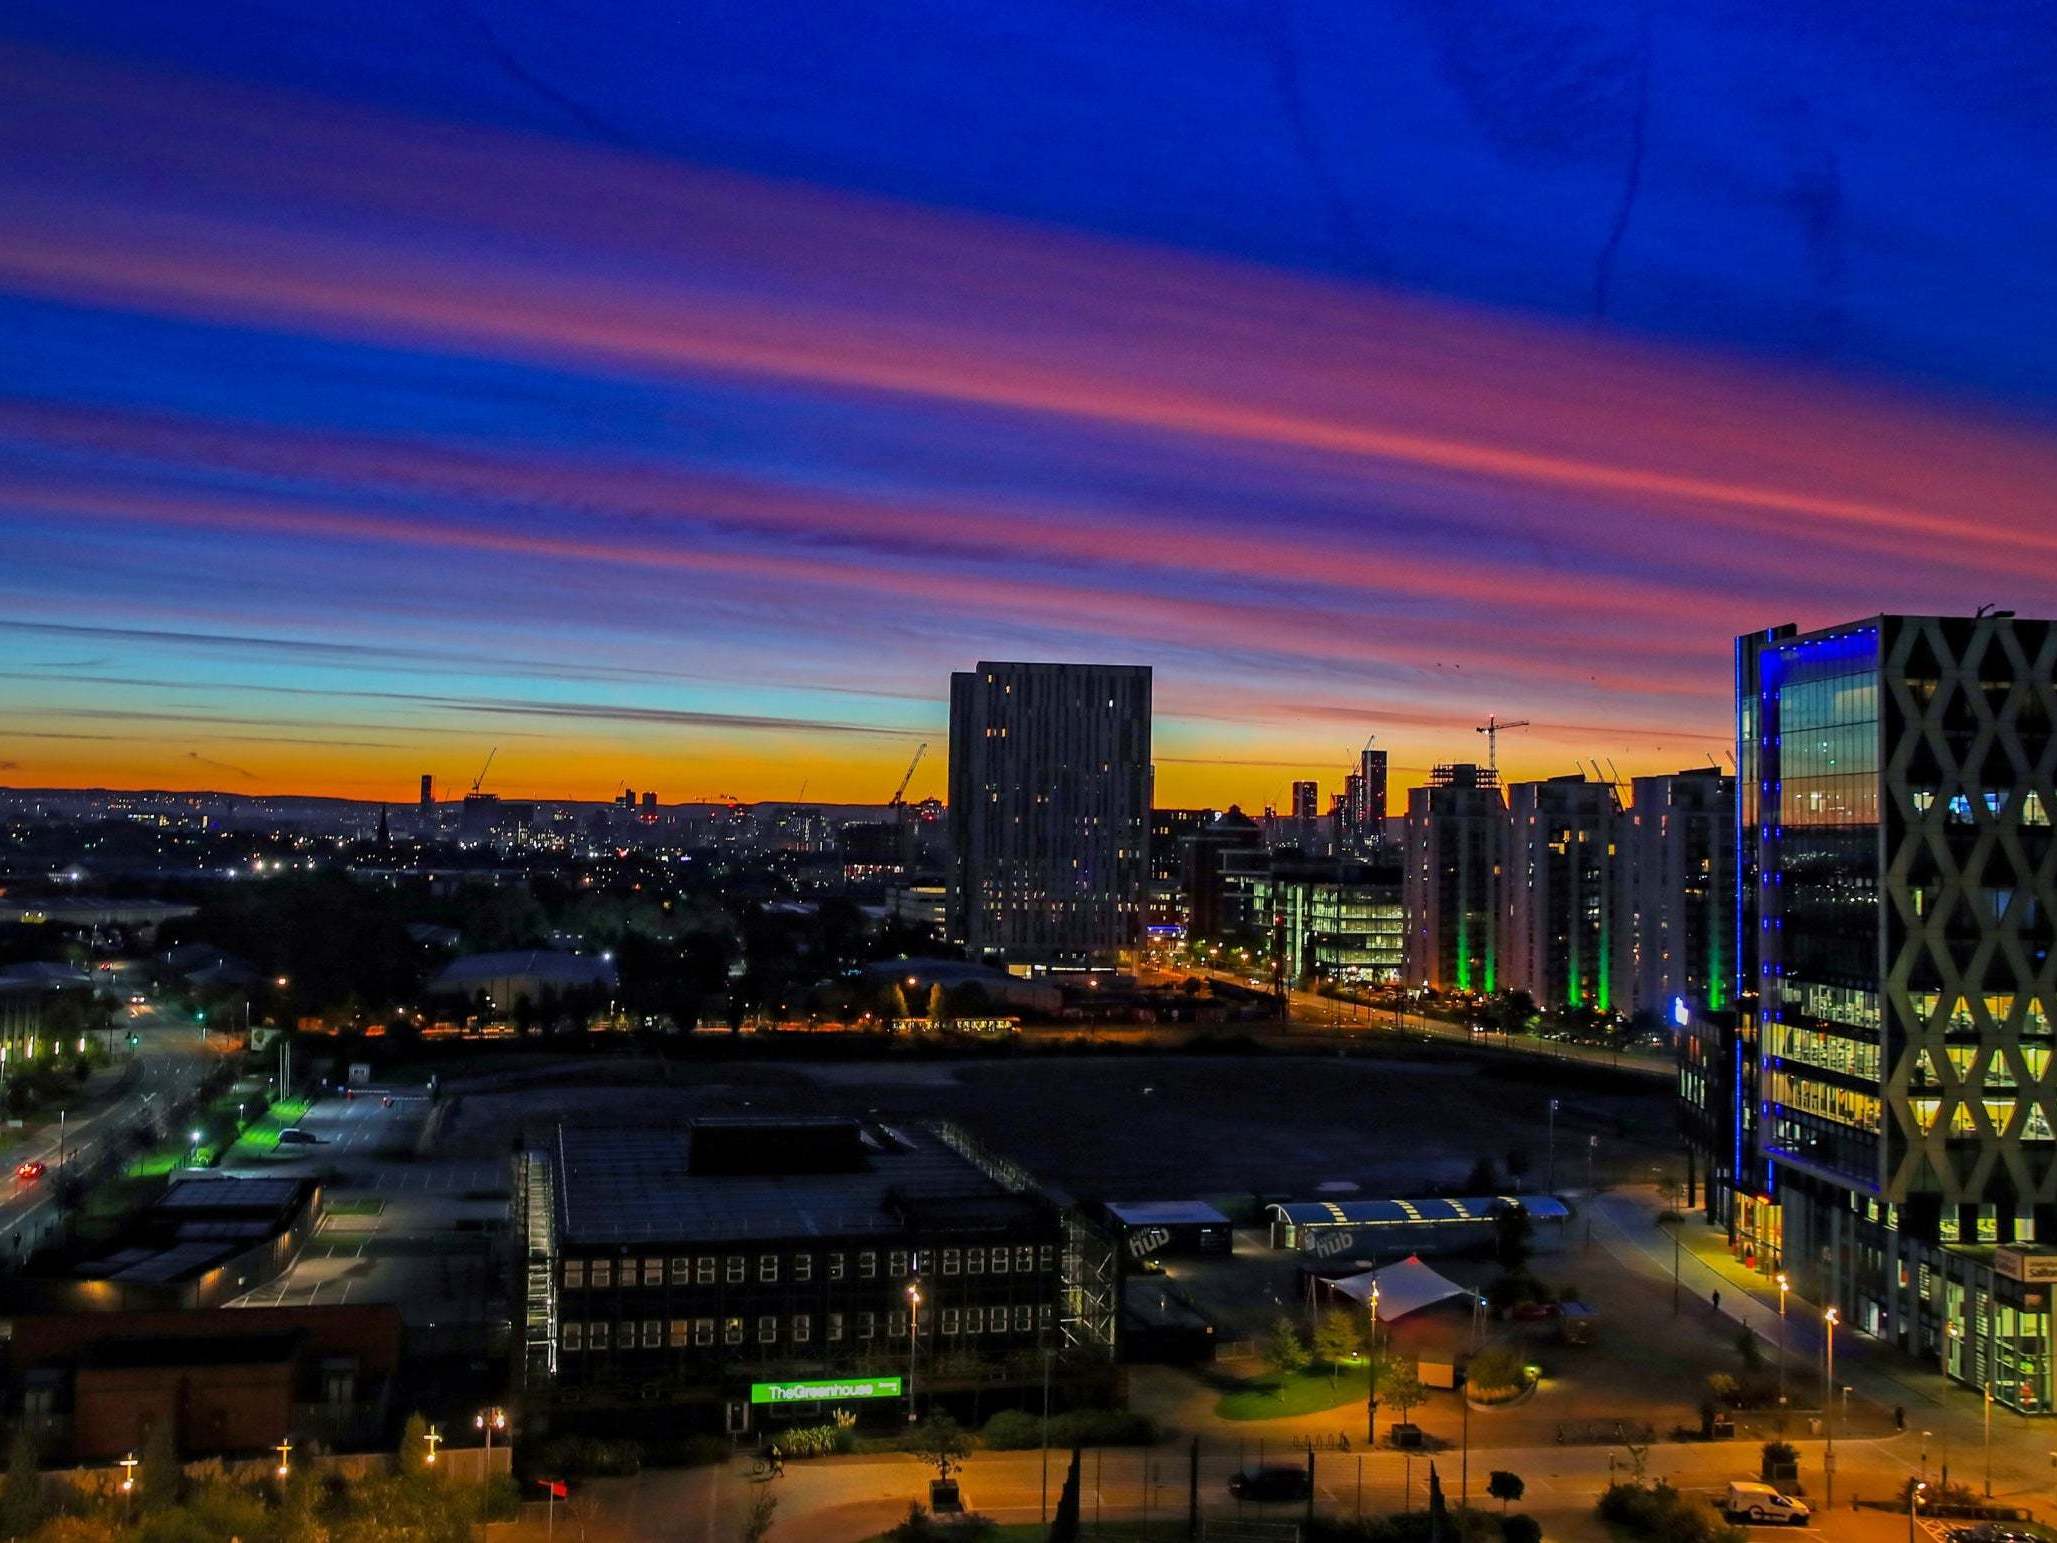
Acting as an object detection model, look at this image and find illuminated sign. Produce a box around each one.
[1672,996,1690,1029]
[749,1377,903,1405]
[1995,1247,2057,1284]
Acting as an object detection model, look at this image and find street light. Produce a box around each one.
[906,1283,922,1423]
[1823,1306,1839,1509]
[424,1423,442,1468]
[275,1437,293,1480]
[1775,1272,1789,1410]
[1907,1479,1926,1541]
[1366,1279,1383,1445]
[476,1407,507,1471]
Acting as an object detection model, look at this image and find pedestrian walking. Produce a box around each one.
[1894,1405,1905,1431]
[769,1444,784,1478]
[1711,1289,1721,1313]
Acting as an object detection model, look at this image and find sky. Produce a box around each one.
[3,2,2056,809]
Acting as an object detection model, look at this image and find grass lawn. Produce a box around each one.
[225,1096,312,1158]
[1213,1362,1372,1421]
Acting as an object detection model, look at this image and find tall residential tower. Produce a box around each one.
[948,662,1152,967]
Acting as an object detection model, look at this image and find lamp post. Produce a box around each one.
[1040,1340,1055,1522]
[275,1437,293,1481]
[1546,1099,1559,1192]
[1776,1272,1789,1411]
[906,1283,922,1423]
[476,1406,507,1472]
[1984,1377,1994,1498]
[119,1451,137,1518]
[1366,1280,1382,1445]
[425,1423,442,1469]
[1907,1479,1926,1541]
[1823,1307,1838,1509]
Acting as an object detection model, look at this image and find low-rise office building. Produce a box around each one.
[525,1117,1088,1433]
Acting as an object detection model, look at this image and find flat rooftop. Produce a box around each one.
[551,1120,1035,1247]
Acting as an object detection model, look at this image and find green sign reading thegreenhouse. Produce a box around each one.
[750,1376,903,1405]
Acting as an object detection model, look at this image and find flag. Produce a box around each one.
[537,1479,568,1499]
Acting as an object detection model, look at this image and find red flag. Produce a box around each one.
[537,1479,568,1498]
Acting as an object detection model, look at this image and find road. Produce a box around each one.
[0,991,213,1262]
[490,1434,1996,1542]
[1146,965,1672,1081]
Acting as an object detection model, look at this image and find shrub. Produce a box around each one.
[1597,1480,1745,1542]
[1500,1517,1543,1543]
[529,1434,642,1478]
[775,1422,853,1458]
[1466,1346,1527,1392]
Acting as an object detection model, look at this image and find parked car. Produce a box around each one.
[1723,1481,1810,1525]
[1946,1528,2041,1543]
[1228,1466,1311,1502]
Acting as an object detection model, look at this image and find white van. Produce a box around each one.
[1724,1480,1810,1525]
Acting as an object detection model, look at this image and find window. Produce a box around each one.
[693,1318,714,1347]
[726,1257,746,1284]
[591,1260,613,1289]
[966,1306,984,1334]
[857,1311,876,1340]
[1039,1245,1055,1271]
[941,1307,960,1335]
[943,1248,961,1276]
[889,1309,908,1338]
[669,1319,689,1348]
[1038,1304,1053,1330]
[990,1312,1008,1336]
[793,1254,813,1282]
[1015,1246,1034,1273]
[642,1320,662,1349]
[643,1259,663,1287]
[828,1253,846,1281]
[859,1252,877,1279]
[888,1250,908,1277]
[793,1314,811,1343]
[696,1257,715,1285]
[1014,1305,1032,1332]
[967,1247,984,1274]
[562,1322,583,1352]
[759,1254,779,1284]
[724,1317,745,1346]
[991,1247,1009,1275]
[669,1257,690,1285]
[912,1248,930,1274]
[590,1322,611,1351]
[563,1260,585,1289]
[828,1312,845,1342]
[758,1315,778,1344]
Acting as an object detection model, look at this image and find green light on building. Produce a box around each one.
[750,1376,903,1405]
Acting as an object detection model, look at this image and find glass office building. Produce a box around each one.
[1722,614,2057,1412]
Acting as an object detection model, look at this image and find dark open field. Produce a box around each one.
[436,1046,1680,1208]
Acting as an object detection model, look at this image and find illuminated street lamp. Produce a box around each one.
[1366,1279,1383,1444]
[275,1437,292,1480]
[906,1283,922,1422]
[424,1424,443,1468]
[118,1452,137,1495]
[1823,1307,1839,1508]
[1907,1479,1926,1541]
[476,1407,508,1471]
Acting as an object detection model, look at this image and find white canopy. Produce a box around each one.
[1325,1255,1472,1321]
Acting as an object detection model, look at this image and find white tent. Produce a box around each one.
[1326,1254,1473,1321]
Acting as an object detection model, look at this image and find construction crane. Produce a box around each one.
[889,742,929,810]
[1474,717,1529,774]
[470,747,498,794]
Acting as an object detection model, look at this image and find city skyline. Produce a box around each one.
[7,7,2057,807]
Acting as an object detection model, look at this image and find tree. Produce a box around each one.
[398,1411,435,1480]
[1488,1470,1526,1511]
[138,1419,180,1509]
[1493,1204,1534,1274]
[1462,1156,1499,1193]
[910,1413,970,1481]
[926,982,947,1029]
[1259,1316,1309,1392]
[1383,1361,1427,1429]
[1312,1309,1360,1383]
[0,1425,43,1539]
